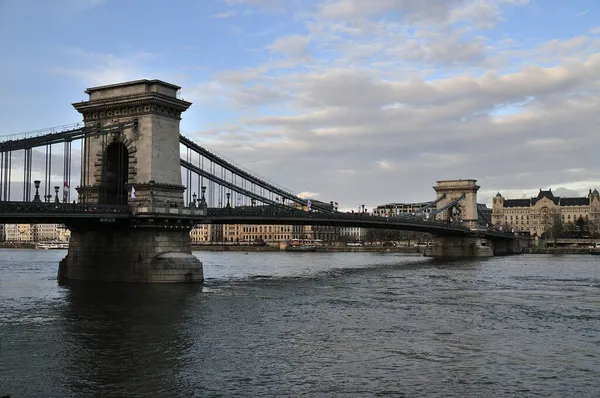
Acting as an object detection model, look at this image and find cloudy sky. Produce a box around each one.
[0,0,598,209]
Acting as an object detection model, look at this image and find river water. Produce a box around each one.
[0,250,599,397]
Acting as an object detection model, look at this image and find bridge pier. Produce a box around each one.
[424,236,493,259]
[486,236,528,256]
[59,79,205,283]
[58,223,203,283]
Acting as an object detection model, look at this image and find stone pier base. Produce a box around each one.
[424,236,493,259]
[58,225,203,283]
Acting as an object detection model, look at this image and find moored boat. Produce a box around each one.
[285,238,322,252]
[35,241,69,250]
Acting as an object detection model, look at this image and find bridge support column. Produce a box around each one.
[58,224,203,283]
[424,236,493,258]
[486,237,527,256]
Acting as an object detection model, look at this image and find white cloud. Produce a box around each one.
[212,10,238,18]
[449,0,503,29]
[267,35,311,61]
[52,49,158,87]
[193,25,600,206]
[384,28,488,66]
[317,0,459,22]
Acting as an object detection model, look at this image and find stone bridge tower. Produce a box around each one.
[426,179,496,259]
[433,179,480,230]
[58,80,204,283]
[73,79,189,206]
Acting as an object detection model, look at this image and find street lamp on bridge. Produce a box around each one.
[32,180,41,203]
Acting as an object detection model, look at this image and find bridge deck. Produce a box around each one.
[0,201,515,239]
[0,202,131,224]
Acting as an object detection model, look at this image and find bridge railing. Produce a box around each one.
[206,206,472,230]
[0,122,84,143]
[0,201,131,214]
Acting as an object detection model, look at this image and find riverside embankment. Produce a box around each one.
[191,244,423,254]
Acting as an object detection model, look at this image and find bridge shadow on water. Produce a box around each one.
[59,282,203,396]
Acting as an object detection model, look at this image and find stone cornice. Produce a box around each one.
[126,182,186,191]
[73,93,192,121]
[433,186,480,193]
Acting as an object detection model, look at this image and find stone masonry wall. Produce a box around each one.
[59,225,203,283]
[425,236,493,258]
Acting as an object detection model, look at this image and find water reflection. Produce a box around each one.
[60,283,202,396]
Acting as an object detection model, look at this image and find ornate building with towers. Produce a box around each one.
[492,189,600,236]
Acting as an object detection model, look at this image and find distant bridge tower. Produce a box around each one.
[433,179,480,230]
[59,80,204,283]
[426,179,495,258]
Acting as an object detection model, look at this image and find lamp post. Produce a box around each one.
[32,180,42,202]
[192,192,197,208]
[226,192,231,208]
[198,186,207,209]
[54,186,60,203]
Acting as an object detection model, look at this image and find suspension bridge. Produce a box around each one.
[0,79,519,283]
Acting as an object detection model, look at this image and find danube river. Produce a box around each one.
[1,250,599,397]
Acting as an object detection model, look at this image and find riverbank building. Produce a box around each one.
[492,189,600,236]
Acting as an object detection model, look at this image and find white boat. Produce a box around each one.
[285,238,322,252]
[35,241,69,250]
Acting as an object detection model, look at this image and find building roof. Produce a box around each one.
[531,189,559,205]
[504,199,531,208]
[559,197,589,206]
[502,188,592,208]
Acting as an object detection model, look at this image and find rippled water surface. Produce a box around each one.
[1,249,599,397]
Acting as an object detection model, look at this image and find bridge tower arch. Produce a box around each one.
[103,141,129,205]
[433,179,480,230]
[58,80,203,283]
